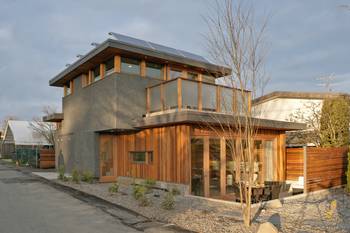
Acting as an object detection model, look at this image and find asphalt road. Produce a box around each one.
[0,163,139,233]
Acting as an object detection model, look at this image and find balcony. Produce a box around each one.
[146,78,251,116]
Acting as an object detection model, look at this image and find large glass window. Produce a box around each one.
[93,65,101,82]
[226,139,236,194]
[104,57,114,75]
[209,138,221,197]
[146,62,163,79]
[121,57,140,75]
[182,79,198,109]
[191,138,204,196]
[170,68,182,79]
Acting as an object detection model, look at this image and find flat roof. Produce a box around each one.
[253,91,350,106]
[49,33,232,87]
[135,110,306,131]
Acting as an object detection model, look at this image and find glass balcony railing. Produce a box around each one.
[146,77,251,115]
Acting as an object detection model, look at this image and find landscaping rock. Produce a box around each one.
[257,222,278,233]
[265,199,282,209]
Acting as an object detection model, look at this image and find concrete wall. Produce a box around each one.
[55,73,160,176]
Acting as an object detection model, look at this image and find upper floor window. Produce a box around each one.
[65,80,73,96]
[202,74,215,83]
[188,72,198,80]
[121,57,140,75]
[93,65,101,82]
[170,68,182,79]
[104,57,114,75]
[146,62,163,79]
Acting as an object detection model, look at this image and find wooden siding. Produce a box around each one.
[286,146,349,192]
[286,147,304,181]
[307,146,348,192]
[113,125,191,184]
[39,149,55,169]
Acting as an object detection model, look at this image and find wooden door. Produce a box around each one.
[99,135,116,182]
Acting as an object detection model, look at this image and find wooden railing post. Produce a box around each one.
[216,86,221,112]
[160,83,165,111]
[198,81,202,111]
[303,145,308,193]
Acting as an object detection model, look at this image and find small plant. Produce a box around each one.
[144,179,156,187]
[325,200,337,219]
[161,192,175,210]
[72,168,80,184]
[171,187,181,196]
[81,171,94,183]
[108,182,119,193]
[58,165,65,180]
[139,196,152,207]
[347,150,350,193]
[133,185,147,200]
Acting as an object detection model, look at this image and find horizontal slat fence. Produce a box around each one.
[286,146,348,192]
[39,149,55,169]
[306,146,348,192]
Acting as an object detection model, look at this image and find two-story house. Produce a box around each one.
[46,33,304,200]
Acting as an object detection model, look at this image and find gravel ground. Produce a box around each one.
[56,180,350,233]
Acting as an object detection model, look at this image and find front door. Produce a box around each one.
[99,135,115,182]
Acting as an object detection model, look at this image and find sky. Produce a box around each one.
[0,0,350,121]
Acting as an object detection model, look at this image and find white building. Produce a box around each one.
[253,91,350,146]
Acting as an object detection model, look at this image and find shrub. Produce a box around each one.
[161,192,175,210]
[347,150,350,193]
[139,196,152,207]
[109,182,119,193]
[81,171,94,183]
[57,165,65,180]
[72,168,80,184]
[133,185,147,200]
[171,187,181,196]
[144,179,156,187]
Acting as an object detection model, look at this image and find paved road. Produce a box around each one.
[0,163,139,233]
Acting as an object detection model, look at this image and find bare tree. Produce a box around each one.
[30,106,57,149]
[205,0,269,226]
[288,102,322,146]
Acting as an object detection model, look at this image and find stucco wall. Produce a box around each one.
[55,73,160,176]
[253,98,323,123]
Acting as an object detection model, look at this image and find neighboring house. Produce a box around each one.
[46,33,304,200]
[252,91,350,146]
[0,120,53,159]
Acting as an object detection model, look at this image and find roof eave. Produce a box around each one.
[49,39,231,87]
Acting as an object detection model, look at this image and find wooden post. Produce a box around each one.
[220,137,226,196]
[198,81,202,111]
[303,145,308,193]
[247,91,252,113]
[88,70,93,84]
[114,55,121,73]
[163,65,169,80]
[198,73,203,82]
[100,63,105,79]
[140,60,146,77]
[216,86,221,112]
[204,136,210,197]
[177,78,182,110]
[70,80,74,95]
[63,85,67,96]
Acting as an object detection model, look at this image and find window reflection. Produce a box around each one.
[121,57,140,75]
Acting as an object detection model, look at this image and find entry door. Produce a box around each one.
[99,135,115,182]
[264,140,275,181]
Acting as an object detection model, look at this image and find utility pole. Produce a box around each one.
[316,73,336,92]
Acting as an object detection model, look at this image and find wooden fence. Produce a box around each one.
[286,146,348,192]
[39,149,55,169]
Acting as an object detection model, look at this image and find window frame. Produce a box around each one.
[104,57,115,76]
[121,57,141,75]
[93,65,101,82]
[129,151,153,164]
[145,61,163,79]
